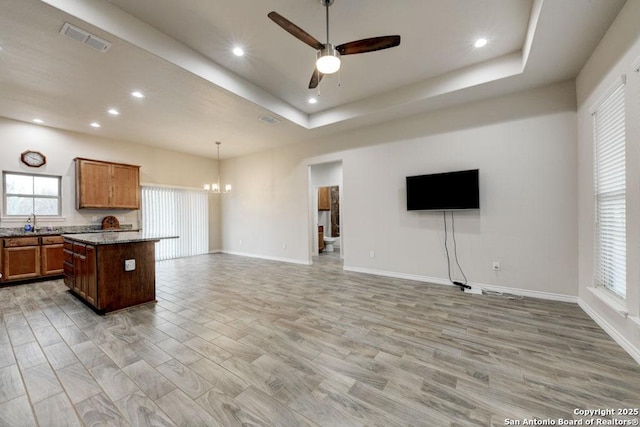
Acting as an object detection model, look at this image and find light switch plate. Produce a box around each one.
[124,259,136,271]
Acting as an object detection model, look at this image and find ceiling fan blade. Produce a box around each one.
[309,69,324,89]
[336,35,401,55]
[268,12,325,50]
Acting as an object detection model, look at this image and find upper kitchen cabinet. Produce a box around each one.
[75,158,140,209]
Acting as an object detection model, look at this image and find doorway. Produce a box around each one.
[309,161,343,260]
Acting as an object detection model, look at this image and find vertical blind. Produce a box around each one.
[141,185,209,261]
[593,81,626,298]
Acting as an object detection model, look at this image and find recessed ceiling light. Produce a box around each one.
[232,46,244,57]
[90,122,101,128]
[32,118,44,124]
[308,97,318,104]
[108,108,120,115]
[131,91,144,98]
[474,38,488,48]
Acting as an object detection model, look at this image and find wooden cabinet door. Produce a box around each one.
[3,246,40,280]
[72,243,87,297]
[63,240,74,289]
[318,187,330,211]
[111,164,140,209]
[77,160,111,208]
[76,158,140,209]
[85,245,97,307]
[41,244,64,276]
[74,253,86,297]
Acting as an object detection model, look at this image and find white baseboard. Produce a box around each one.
[578,298,640,365]
[221,250,312,266]
[343,265,578,303]
[479,283,578,303]
[343,266,449,286]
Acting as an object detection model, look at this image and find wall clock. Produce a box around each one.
[20,150,47,167]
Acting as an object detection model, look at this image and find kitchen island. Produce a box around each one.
[62,231,175,313]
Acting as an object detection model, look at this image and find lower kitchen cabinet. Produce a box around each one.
[1,235,65,283]
[41,236,64,276]
[2,237,41,281]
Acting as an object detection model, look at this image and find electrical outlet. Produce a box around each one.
[239,239,242,245]
[282,243,286,249]
[492,261,501,271]
[92,216,98,222]
[124,259,136,271]
[369,250,375,258]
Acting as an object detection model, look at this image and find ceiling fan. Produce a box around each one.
[268,0,401,89]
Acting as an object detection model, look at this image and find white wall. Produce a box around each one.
[0,117,221,250]
[222,81,579,298]
[310,162,343,188]
[575,0,640,362]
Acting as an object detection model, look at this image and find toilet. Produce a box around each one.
[323,237,336,252]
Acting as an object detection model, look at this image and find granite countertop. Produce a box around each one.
[61,231,178,245]
[0,229,64,237]
[0,225,134,238]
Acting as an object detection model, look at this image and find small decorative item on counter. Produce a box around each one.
[24,218,32,232]
[46,224,54,231]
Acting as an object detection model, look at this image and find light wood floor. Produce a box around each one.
[1,252,639,426]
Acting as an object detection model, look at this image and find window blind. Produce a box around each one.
[141,185,209,261]
[593,81,626,298]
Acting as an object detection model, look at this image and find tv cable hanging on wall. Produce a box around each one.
[443,211,470,291]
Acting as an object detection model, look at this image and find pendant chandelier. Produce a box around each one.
[204,141,231,193]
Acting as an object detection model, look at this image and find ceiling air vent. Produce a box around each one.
[259,115,280,125]
[60,23,112,52]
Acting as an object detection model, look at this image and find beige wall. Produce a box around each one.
[221,81,580,300]
[0,117,221,251]
[576,0,640,362]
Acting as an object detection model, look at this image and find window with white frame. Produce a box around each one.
[3,172,62,217]
[141,185,209,261]
[593,78,626,299]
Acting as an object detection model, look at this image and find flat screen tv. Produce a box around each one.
[406,169,479,211]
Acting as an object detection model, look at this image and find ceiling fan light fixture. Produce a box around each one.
[316,44,341,74]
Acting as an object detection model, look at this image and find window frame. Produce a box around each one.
[591,76,627,300]
[2,171,63,218]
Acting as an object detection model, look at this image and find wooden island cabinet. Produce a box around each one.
[63,232,166,313]
[64,241,97,307]
[75,158,140,210]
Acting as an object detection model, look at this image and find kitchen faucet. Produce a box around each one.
[31,213,37,231]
